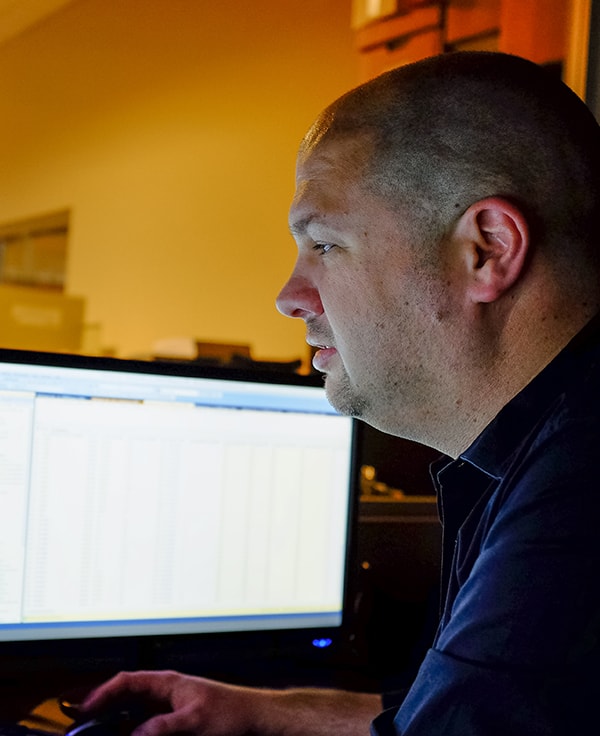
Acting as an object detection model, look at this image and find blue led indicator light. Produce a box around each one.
[312,637,333,648]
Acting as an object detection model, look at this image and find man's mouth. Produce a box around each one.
[310,344,338,371]
[307,335,335,350]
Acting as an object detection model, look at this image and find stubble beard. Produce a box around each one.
[322,367,369,420]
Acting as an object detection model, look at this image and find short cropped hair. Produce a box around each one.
[304,52,600,267]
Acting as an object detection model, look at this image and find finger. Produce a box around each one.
[82,672,162,712]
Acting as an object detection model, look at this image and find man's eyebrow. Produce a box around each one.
[289,214,316,237]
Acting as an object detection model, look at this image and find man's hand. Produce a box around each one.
[81,670,382,736]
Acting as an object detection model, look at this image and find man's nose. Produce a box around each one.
[276,271,324,320]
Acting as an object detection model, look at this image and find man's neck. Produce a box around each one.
[439,308,599,458]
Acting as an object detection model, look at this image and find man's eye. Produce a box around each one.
[313,242,336,255]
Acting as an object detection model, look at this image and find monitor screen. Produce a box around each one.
[0,349,357,648]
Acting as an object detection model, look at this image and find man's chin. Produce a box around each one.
[322,373,366,419]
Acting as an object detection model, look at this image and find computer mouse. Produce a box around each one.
[64,711,145,736]
[65,718,123,736]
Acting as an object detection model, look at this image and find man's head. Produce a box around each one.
[302,52,600,266]
[277,52,600,455]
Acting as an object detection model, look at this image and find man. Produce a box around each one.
[83,51,600,734]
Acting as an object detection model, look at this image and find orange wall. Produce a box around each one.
[0,0,356,359]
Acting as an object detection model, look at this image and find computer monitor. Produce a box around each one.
[0,349,359,686]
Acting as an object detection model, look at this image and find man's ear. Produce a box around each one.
[457,197,530,304]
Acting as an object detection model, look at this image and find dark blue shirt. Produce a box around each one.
[372,317,600,735]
